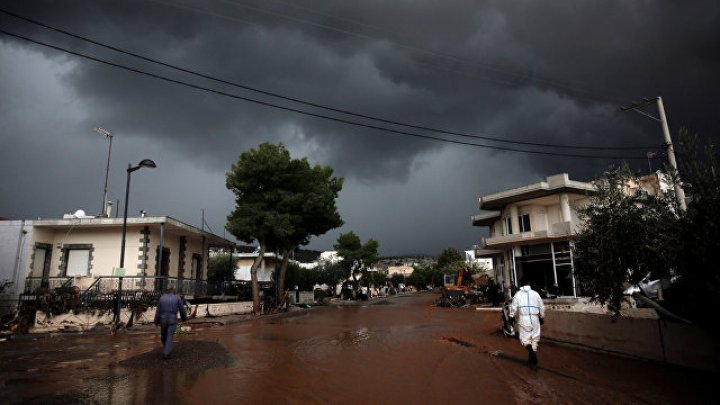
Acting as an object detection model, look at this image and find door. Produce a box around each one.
[33,246,52,288]
[155,247,170,291]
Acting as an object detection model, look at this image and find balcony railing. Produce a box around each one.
[481,221,578,248]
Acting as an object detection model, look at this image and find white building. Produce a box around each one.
[471,174,594,297]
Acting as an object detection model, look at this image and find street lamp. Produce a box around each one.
[119,159,157,270]
[94,127,113,217]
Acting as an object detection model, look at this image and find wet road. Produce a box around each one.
[0,293,712,404]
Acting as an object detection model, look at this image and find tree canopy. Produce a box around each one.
[437,247,464,269]
[207,253,236,282]
[333,231,379,299]
[226,142,343,313]
[573,164,680,313]
[672,131,720,324]
[334,231,379,274]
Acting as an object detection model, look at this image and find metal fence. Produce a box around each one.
[16,275,258,316]
[23,277,72,293]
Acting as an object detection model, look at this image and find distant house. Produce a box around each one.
[387,265,413,278]
[464,249,494,278]
[470,172,670,298]
[0,215,234,315]
[233,251,282,282]
[319,250,342,264]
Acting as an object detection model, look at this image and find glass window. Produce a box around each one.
[504,217,513,235]
[519,214,532,233]
[66,249,90,276]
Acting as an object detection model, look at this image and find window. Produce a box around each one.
[519,214,531,233]
[504,217,513,235]
[66,249,91,276]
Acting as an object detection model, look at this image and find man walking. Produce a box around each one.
[509,280,545,365]
[154,287,188,359]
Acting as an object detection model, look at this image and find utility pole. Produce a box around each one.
[95,127,114,216]
[621,97,687,210]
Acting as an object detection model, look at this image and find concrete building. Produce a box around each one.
[471,172,672,298]
[471,174,595,297]
[0,215,234,315]
[233,251,282,282]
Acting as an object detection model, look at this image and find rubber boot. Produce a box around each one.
[526,344,533,364]
[529,349,538,366]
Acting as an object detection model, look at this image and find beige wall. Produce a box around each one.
[387,265,414,276]
[544,310,720,372]
[30,227,123,278]
[28,224,211,282]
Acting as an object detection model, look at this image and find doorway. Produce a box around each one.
[155,246,170,291]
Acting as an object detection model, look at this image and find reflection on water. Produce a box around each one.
[334,328,372,347]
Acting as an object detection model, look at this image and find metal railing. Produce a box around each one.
[17,275,256,315]
[23,277,72,293]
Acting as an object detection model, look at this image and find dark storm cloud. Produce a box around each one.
[1,0,718,254]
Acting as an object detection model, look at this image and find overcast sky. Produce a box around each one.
[1,1,718,256]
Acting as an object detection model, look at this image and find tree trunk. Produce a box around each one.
[276,249,290,309]
[250,243,265,316]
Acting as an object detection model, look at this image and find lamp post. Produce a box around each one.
[94,127,113,217]
[119,159,157,270]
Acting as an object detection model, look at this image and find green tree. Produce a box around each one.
[318,262,348,294]
[282,262,317,291]
[390,273,405,288]
[437,247,464,269]
[207,253,236,281]
[226,143,342,314]
[268,156,343,306]
[573,164,680,313]
[673,131,720,324]
[334,231,379,298]
[362,269,388,290]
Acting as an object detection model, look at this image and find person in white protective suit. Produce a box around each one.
[509,280,545,365]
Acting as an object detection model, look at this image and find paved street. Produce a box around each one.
[0,293,712,404]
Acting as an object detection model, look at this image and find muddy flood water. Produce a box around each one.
[0,293,713,404]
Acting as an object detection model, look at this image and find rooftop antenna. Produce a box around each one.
[94,127,113,217]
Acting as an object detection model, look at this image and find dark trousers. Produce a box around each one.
[160,321,177,357]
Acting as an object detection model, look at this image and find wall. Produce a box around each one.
[32,301,255,332]
[0,221,33,315]
[543,309,720,372]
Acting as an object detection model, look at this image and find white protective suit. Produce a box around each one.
[509,285,545,351]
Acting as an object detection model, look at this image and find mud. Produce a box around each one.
[0,293,713,404]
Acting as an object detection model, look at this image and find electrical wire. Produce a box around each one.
[0,28,652,160]
[0,8,655,152]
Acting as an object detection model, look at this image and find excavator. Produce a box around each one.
[438,267,477,307]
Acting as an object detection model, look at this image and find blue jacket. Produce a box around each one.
[154,292,188,325]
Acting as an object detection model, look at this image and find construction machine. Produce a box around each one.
[437,267,477,307]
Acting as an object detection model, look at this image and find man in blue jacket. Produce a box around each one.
[154,287,188,359]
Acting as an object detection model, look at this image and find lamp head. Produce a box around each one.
[138,159,157,169]
[128,159,157,173]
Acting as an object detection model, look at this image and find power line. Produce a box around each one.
[0,8,654,152]
[0,28,652,160]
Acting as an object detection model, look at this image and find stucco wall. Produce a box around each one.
[32,301,254,331]
[0,221,33,315]
[543,309,720,372]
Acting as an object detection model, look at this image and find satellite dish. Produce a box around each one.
[73,209,86,218]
